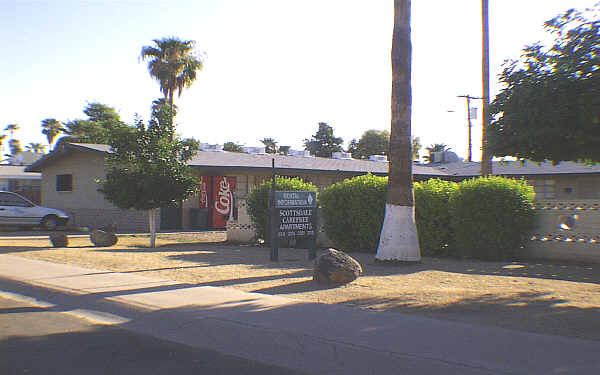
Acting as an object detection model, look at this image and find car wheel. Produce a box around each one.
[41,216,58,231]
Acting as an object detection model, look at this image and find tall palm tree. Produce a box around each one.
[140,37,203,120]
[376,0,420,261]
[0,134,6,158]
[7,139,22,157]
[26,143,47,154]
[41,118,63,149]
[261,138,278,154]
[4,124,19,138]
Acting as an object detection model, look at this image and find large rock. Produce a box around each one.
[100,223,117,233]
[313,248,362,284]
[49,232,68,247]
[90,229,118,247]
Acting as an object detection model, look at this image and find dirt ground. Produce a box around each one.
[1,231,600,341]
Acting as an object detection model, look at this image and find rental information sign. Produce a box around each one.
[274,191,317,239]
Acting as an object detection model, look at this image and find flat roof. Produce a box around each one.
[27,143,600,178]
[27,143,447,177]
[0,165,41,179]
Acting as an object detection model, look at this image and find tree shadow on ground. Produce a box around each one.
[94,243,600,284]
[341,291,600,341]
[346,253,600,284]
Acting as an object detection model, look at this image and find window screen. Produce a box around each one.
[56,174,73,192]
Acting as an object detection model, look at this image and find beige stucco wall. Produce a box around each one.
[40,150,149,232]
[41,151,109,210]
[524,200,600,263]
[526,175,600,200]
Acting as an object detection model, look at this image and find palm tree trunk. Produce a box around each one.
[168,89,175,141]
[376,0,420,261]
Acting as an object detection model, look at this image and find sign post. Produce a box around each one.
[273,190,318,260]
[270,159,278,261]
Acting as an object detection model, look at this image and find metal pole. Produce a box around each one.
[466,96,472,162]
[458,95,481,163]
[270,158,279,261]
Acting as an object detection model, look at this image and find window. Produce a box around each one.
[0,192,32,207]
[56,174,73,192]
[531,179,555,199]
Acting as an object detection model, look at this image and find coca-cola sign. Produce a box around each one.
[199,176,208,208]
[215,178,232,215]
[212,177,236,228]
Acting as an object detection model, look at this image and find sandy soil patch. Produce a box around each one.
[1,232,599,340]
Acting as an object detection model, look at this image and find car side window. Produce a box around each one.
[0,193,10,205]
[0,193,32,207]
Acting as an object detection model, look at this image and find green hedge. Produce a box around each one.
[246,176,317,243]
[319,174,535,260]
[414,179,458,257]
[449,177,535,260]
[319,174,387,252]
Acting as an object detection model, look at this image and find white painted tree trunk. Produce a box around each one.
[375,203,421,261]
[148,209,157,248]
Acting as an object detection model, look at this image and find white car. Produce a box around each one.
[0,191,69,230]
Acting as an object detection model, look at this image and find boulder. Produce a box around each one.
[313,248,362,284]
[100,223,117,233]
[90,229,118,247]
[49,232,68,247]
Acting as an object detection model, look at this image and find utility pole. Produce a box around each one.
[458,95,482,162]
[481,0,492,176]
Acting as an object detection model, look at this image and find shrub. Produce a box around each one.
[246,176,317,243]
[319,174,387,252]
[449,176,535,260]
[414,179,458,256]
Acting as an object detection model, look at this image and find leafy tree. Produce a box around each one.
[99,102,199,247]
[41,118,64,148]
[260,137,278,154]
[59,102,131,145]
[140,37,203,132]
[223,141,244,152]
[412,136,422,160]
[423,143,452,163]
[375,0,421,261]
[348,130,390,159]
[26,143,46,154]
[488,4,600,164]
[346,138,359,157]
[303,122,343,158]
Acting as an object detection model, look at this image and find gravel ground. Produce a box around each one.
[1,231,600,341]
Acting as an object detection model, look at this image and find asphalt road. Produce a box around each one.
[0,296,307,375]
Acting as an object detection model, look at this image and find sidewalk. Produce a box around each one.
[1,254,599,375]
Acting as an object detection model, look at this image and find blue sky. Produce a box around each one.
[1,0,597,160]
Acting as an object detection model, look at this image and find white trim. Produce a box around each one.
[375,203,421,261]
